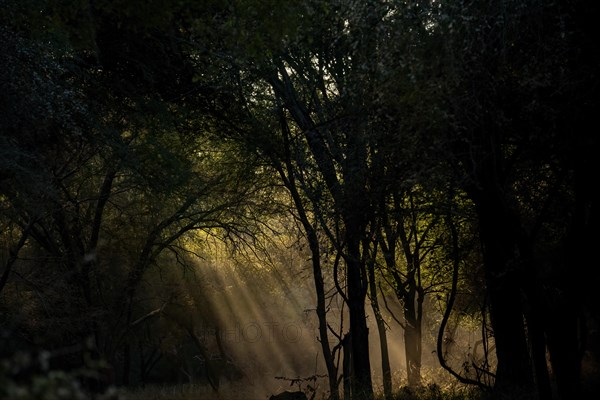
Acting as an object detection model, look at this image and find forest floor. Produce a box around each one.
[120,382,288,400]
[119,382,482,400]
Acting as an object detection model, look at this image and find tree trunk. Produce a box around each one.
[403,295,422,388]
[524,299,552,400]
[271,59,373,400]
[474,195,534,395]
[311,241,340,400]
[348,296,372,400]
[346,235,373,400]
[368,271,392,399]
[545,290,583,400]
[520,240,552,400]
[343,333,353,400]
[272,128,340,399]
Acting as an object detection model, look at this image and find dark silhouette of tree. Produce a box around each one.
[428,1,600,397]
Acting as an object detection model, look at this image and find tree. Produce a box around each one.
[183,1,383,397]
[185,1,457,396]
[429,0,600,397]
[1,0,271,389]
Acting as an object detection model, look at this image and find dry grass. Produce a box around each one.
[119,382,481,400]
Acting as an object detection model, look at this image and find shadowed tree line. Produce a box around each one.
[1,1,598,399]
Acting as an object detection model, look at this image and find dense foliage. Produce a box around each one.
[1,1,598,399]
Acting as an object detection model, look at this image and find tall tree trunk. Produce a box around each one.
[396,212,424,388]
[458,124,535,394]
[474,194,534,395]
[544,137,596,400]
[523,294,552,400]
[544,286,583,400]
[520,240,552,400]
[306,228,340,400]
[346,234,373,400]
[368,264,392,399]
[271,62,373,400]
[311,239,340,400]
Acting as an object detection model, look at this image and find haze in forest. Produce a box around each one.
[132,232,485,399]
